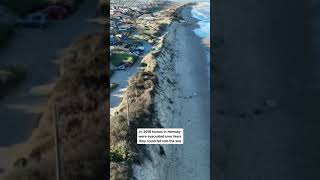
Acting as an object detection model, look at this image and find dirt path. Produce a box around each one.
[110,58,142,114]
[0,0,101,150]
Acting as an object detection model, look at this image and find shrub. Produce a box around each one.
[110,70,158,179]
[110,83,118,91]
[110,141,137,163]
[110,162,131,180]
[111,52,135,66]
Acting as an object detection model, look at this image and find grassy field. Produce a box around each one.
[111,52,136,66]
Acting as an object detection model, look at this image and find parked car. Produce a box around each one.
[124,63,133,68]
[16,12,48,28]
[135,46,145,52]
[41,5,68,20]
[115,65,126,71]
[132,51,140,56]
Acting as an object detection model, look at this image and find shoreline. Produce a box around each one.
[133,4,210,179]
[160,5,210,179]
[188,4,211,48]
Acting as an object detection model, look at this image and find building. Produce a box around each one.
[138,14,154,20]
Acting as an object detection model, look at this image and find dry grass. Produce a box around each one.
[110,162,130,180]
[110,59,158,180]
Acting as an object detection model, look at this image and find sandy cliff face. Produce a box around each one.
[132,23,177,180]
[134,11,210,178]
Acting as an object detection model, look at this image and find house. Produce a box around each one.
[110,20,116,27]
[118,24,131,31]
[110,35,116,45]
[113,11,123,19]
[153,12,161,17]
[138,14,154,20]
[130,7,139,11]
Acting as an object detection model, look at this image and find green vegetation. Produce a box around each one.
[158,18,172,25]
[154,23,168,37]
[110,68,157,180]
[140,62,147,67]
[146,6,164,14]
[111,162,131,180]
[134,33,156,44]
[111,52,136,66]
[110,83,118,91]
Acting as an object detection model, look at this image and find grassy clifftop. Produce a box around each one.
[110,40,166,180]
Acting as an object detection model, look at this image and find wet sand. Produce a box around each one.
[162,6,210,180]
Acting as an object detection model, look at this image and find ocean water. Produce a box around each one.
[191,2,211,78]
[191,2,210,39]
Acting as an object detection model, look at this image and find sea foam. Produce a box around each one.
[191,2,210,39]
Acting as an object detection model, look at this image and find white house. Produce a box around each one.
[138,14,154,20]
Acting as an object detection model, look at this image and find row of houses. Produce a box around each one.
[110,6,149,53]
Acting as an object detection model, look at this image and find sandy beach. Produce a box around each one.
[133,5,210,180]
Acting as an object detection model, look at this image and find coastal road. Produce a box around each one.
[0,0,101,174]
[110,42,152,114]
[110,57,143,114]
